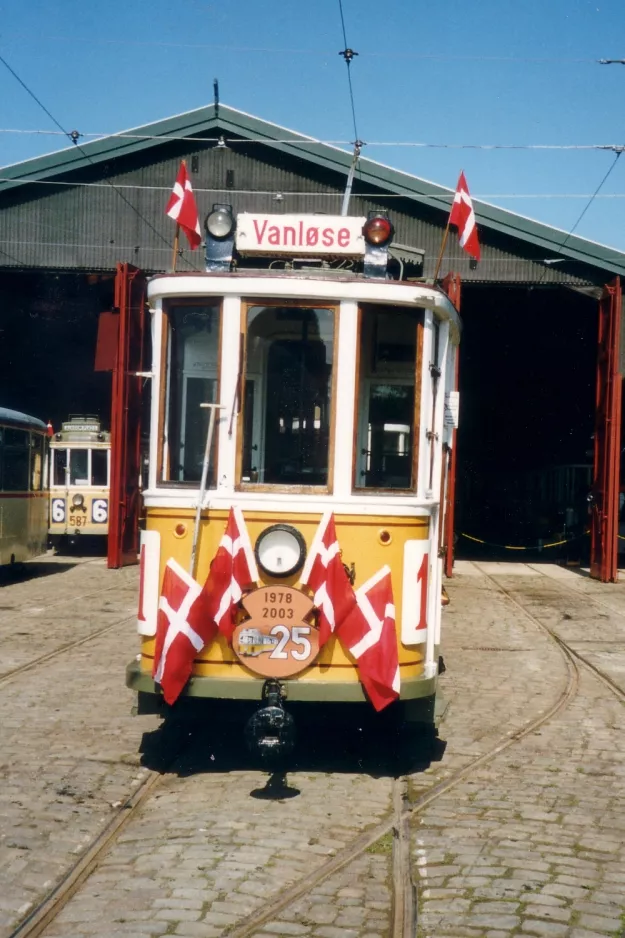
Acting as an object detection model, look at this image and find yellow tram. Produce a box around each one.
[126,208,460,758]
[48,416,111,549]
[0,407,49,565]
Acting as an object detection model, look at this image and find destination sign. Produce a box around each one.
[236,213,367,257]
[62,423,100,433]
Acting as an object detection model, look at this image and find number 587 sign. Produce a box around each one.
[232,586,320,678]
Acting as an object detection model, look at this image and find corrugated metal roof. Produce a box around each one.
[2,103,625,278]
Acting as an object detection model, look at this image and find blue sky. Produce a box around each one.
[1,0,625,252]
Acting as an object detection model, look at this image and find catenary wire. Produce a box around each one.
[2,177,625,201]
[1,128,624,150]
[0,33,614,63]
[560,150,623,244]
[337,0,360,143]
[0,53,201,271]
[534,150,624,283]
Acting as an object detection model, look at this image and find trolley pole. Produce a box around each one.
[189,403,225,578]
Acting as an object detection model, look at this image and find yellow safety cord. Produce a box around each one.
[459,531,589,551]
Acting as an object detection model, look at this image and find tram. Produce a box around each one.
[48,416,111,549]
[126,208,460,759]
[0,407,49,565]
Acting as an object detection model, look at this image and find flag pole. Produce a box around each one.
[171,224,180,273]
[433,219,451,283]
[189,402,225,578]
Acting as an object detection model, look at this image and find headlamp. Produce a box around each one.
[255,525,307,579]
[205,204,235,240]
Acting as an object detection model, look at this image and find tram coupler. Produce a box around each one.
[244,679,295,766]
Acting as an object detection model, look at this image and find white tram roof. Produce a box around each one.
[148,273,462,343]
[0,407,47,433]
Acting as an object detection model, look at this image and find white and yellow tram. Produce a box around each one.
[0,407,49,565]
[48,416,111,549]
[127,209,460,756]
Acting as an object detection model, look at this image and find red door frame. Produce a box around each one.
[107,263,147,569]
[441,273,461,578]
[590,277,622,582]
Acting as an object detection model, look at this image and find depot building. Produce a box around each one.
[1,104,624,576]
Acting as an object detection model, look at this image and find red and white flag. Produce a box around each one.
[203,507,258,642]
[152,558,217,705]
[165,161,202,249]
[449,171,480,261]
[300,512,356,647]
[339,566,400,712]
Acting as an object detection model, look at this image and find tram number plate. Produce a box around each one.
[233,586,319,678]
[69,515,86,527]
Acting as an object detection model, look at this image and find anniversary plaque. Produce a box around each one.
[232,585,320,678]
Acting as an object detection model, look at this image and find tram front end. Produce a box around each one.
[126,209,461,761]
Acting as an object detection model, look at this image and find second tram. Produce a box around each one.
[126,208,460,759]
[49,416,111,549]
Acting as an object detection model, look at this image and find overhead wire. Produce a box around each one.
[2,177,625,201]
[534,150,624,282]
[0,52,200,271]
[559,151,623,245]
[337,0,359,144]
[1,128,625,150]
[0,33,614,64]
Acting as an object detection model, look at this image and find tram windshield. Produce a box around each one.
[52,448,110,487]
[241,305,335,487]
[356,305,419,490]
[164,304,220,484]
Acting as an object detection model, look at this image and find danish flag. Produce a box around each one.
[203,506,259,641]
[449,171,480,261]
[152,508,258,703]
[339,566,400,712]
[152,559,217,705]
[300,512,356,646]
[165,161,202,249]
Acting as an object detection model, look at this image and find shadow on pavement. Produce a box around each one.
[0,558,80,587]
[139,712,447,789]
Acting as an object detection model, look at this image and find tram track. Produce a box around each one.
[0,562,138,686]
[477,565,625,705]
[0,612,135,687]
[11,561,625,938]
[7,754,171,938]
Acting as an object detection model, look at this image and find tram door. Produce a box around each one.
[98,263,147,568]
[590,277,622,582]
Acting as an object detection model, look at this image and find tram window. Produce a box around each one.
[2,428,30,492]
[241,305,335,487]
[53,449,68,487]
[164,305,220,485]
[91,449,108,487]
[355,306,419,490]
[70,449,89,486]
[30,435,44,491]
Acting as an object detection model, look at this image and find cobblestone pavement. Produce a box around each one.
[415,562,625,938]
[0,555,160,937]
[2,557,625,938]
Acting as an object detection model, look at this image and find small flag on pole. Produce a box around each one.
[165,161,202,249]
[449,171,480,261]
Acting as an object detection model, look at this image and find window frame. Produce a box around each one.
[50,446,111,489]
[235,297,339,494]
[157,298,223,488]
[0,426,31,493]
[352,303,425,495]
